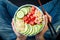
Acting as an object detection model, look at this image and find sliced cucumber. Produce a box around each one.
[29,26,35,36]
[23,24,30,36]
[26,24,43,36]
[19,23,28,34]
[21,8,28,15]
[27,7,31,13]
[17,11,24,18]
[16,16,22,20]
[20,7,31,15]
[33,25,38,35]
[30,24,43,36]
[26,24,33,36]
[36,24,43,34]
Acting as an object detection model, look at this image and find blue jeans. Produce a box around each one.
[0,0,60,40]
[0,0,17,40]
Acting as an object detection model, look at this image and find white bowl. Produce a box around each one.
[14,4,45,36]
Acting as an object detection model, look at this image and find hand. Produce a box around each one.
[11,19,27,40]
[35,12,52,40]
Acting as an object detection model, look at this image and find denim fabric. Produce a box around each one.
[0,0,17,40]
[0,0,60,40]
[40,0,60,40]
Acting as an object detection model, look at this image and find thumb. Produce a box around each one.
[44,15,48,26]
[11,19,21,37]
[45,12,52,22]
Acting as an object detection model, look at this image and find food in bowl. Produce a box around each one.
[14,4,45,36]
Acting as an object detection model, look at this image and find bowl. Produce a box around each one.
[14,4,45,36]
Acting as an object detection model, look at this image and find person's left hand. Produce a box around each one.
[35,12,52,40]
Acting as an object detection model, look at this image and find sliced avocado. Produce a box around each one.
[17,10,24,18]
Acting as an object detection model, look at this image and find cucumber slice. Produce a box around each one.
[17,11,24,18]
[26,24,43,36]
[20,7,31,15]
[36,24,43,34]
[23,24,30,36]
[29,26,35,36]
[16,16,22,20]
[20,23,28,34]
[26,24,33,36]
[21,8,28,15]
[33,25,38,35]
[31,24,43,36]
[27,7,31,13]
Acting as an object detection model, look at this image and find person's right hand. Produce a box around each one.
[35,12,52,40]
[11,19,27,40]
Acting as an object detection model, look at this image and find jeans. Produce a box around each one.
[0,0,17,40]
[0,0,60,40]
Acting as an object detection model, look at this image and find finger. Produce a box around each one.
[36,15,48,35]
[11,19,14,27]
[41,15,48,34]
[44,15,48,30]
[45,12,52,22]
[35,15,48,38]
[44,15,48,26]
[11,19,15,31]
[11,19,18,35]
